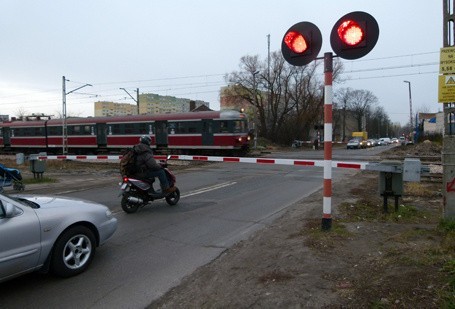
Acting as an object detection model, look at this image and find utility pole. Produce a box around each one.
[403,80,413,134]
[443,0,455,218]
[120,87,140,114]
[252,71,259,149]
[62,76,92,155]
[267,34,271,116]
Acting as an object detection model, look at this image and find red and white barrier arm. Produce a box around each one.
[37,154,368,170]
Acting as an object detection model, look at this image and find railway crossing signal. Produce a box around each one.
[281,22,322,66]
[330,11,379,60]
[281,11,379,64]
[280,11,379,231]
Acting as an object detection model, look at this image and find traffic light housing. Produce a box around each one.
[281,22,322,66]
[330,11,379,60]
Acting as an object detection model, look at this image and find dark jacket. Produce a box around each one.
[133,143,161,177]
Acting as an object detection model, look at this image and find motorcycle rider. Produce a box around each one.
[133,135,176,194]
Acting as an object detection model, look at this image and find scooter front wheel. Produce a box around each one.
[165,187,180,206]
[121,193,140,214]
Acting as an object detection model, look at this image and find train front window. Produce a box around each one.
[233,120,247,133]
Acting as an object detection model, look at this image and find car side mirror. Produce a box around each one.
[4,203,16,218]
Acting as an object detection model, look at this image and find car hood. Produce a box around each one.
[12,194,107,210]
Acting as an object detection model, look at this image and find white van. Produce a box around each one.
[379,137,391,145]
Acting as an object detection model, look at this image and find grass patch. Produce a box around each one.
[339,200,433,224]
[405,182,436,198]
[301,219,352,250]
[338,199,381,221]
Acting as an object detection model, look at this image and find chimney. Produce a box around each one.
[189,100,196,111]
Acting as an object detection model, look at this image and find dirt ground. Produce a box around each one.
[146,142,454,308]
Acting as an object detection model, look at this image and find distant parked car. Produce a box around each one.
[347,139,361,149]
[0,193,117,283]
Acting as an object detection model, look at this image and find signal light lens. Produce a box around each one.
[282,21,322,66]
[337,20,364,46]
[284,31,308,53]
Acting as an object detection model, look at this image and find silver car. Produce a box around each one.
[346,139,361,149]
[0,193,117,283]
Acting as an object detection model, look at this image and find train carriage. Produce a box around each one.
[0,110,250,155]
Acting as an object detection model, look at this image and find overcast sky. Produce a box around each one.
[0,1,442,126]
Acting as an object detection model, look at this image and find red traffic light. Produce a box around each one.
[281,22,322,66]
[330,11,379,60]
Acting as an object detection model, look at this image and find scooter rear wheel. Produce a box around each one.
[165,187,180,206]
[121,193,140,214]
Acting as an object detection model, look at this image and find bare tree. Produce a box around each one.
[334,87,354,142]
[14,107,30,119]
[348,89,378,131]
[225,52,344,144]
[226,52,299,141]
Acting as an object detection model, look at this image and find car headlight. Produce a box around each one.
[105,209,113,218]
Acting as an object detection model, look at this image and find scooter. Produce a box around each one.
[119,159,180,214]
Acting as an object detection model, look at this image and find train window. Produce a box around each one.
[14,127,42,137]
[48,126,62,136]
[69,125,91,135]
[111,124,121,134]
[233,120,247,133]
[168,123,177,134]
[11,129,14,137]
[138,123,148,134]
[219,121,229,133]
[71,126,80,135]
[124,123,134,134]
[188,121,200,134]
[34,127,43,136]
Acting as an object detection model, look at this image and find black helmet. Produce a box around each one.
[139,135,151,146]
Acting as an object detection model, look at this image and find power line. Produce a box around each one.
[350,51,438,62]
[344,62,438,74]
[344,71,438,81]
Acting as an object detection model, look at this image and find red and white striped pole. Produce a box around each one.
[322,52,333,231]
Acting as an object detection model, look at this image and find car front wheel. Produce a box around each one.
[50,226,96,278]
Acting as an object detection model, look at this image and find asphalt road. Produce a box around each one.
[0,153,362,308]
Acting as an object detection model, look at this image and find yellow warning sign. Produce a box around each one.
[440,47,455,74]
[439,75,455,102]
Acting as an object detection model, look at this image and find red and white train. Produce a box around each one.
[0,110,251,155]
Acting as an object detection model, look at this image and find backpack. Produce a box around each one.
[120,147,139,176]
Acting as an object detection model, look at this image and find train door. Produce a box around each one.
[155,121,168,146]
[96,123,107,146]
[202,120,213,146]
[3,127,11,146]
